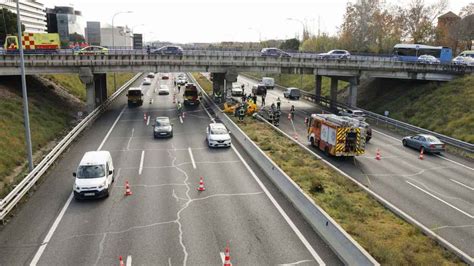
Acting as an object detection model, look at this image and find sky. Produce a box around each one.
[40,0,471,43]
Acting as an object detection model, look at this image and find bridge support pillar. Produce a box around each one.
[315,75,322,102]
[79,68,95,113]
[348,77,358,107]
[330,77,338,111]
[211,73,225,101]
[94,73,107,106]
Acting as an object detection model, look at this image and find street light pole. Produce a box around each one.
[111,11,132,91]
[15,0,34,170]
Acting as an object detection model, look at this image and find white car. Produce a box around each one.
[73,151,114,199]
[318,49,351,59]
[142,78,152,85]
[158,85,170,95]
[147,72,155,78]
[231,84,244,96]
[206,123,231,148]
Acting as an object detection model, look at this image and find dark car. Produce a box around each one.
[252,84,267,96]
[153,117,173,138]
[152,45,183,56]
[261,47,291,58]
[402,134,445,154]
[283,87,301,100]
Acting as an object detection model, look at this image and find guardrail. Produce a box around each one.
[188,73,379,265]
[240,73,474,154]
[0,73,142,221]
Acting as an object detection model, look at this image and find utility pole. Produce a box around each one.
[15,0,34,170]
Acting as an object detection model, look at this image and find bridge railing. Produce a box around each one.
[0,73,143,221]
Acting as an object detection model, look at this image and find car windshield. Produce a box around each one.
[425,136,441,143]
[185,90,198,96]
[128,90,141,96]
[77,165,105,179]
[211,127,228,134]
[155,119,170,126]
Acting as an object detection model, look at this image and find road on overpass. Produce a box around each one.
[238,75,474,259]
[0,74,341,265]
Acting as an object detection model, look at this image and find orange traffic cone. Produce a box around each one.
[182,112,186,119]
[288,113,291,120]
[119,256,125,266]
[223,244,231,266]
[375,149,381,160]
[143,112,147,121]
[125,181,133,196]
[419,149,424,160]
[197,177,205,191]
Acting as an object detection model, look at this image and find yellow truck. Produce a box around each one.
[4,33,60,54]
[126,87,144,106]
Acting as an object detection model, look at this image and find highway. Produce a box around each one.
[237,75,474,258]
[0,74,341,265]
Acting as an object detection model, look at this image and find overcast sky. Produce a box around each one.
[41,0,471,43]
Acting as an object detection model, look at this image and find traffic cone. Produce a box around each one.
[125,181,133,196]
[288,113,291,120]
[223,244,231,266]
[182,112,186,119]
[375,149,381,160]
[419,149,424,160]
[197,177,205,191]
[119,256,124,266]
[143,112,147,121]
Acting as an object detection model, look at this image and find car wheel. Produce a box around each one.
[402,139,407,146]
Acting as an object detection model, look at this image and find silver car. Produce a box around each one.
[417,55,440,64]
[402,134,445,154]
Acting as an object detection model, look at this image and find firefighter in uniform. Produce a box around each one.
[276,97,281,110]
[238,106,245,121]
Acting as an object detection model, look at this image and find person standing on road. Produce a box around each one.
[252,94,257,106]
[276,97,281,110]
[177,85,181,93]
[290,105,295,120]
[261,94,266,106]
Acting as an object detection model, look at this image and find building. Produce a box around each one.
[436,11,461,52]
[100,26,133,48]
[85,21,101,46]
[0,0,47,32]
[46,6,84,45]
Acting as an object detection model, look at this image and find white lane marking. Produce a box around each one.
[98,105,127,151]
[188,147,196,169]
[432,224,474,231]
[126,255,132,266]
[231,145,325,265]
[168,257,172,266]
[179,116,184,124]
[201,104,215,123]
[450,179,474,191]
[406,181,474,219]
[31,104,128,265]
[278,260,313,265]
[219,252,225,264]
[126,128,135,150]
[29,193,74,266]
[373,129,474,171]
[146,115,150,126]
[139,150,145,175]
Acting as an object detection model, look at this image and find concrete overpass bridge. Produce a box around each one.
[1,51,472,111]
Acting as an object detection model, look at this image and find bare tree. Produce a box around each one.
[402,0,447,44]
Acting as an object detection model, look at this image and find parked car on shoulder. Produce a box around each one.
[75,45,109,55]
[402,134,445,154]
[260,47,291,58]
[152,45,183,56]
[206,123,231,148]
[283,87,301,100]
[417,54,440,64]
[153,117,173,138]
[318,49,350,59]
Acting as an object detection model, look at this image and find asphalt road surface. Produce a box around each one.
[238,75,474,259]
[0,73,341,265]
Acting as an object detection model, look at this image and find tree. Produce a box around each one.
[459,3,474,17]
[0,8,25,45]
[301,33,339,52]
[457,14,474,50]
[279,38,300,51]
[401,0,447,44]
[69,33,85,43]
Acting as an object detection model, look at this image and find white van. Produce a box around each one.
[73,151,114,199]
[262,77,275,90]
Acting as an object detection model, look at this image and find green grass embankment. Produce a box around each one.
[191,74,462,265]
[191,72,213,94]
[42,73,137,101]
[242,72,348,96]
[361,75,474,143]
[0,76,77,196]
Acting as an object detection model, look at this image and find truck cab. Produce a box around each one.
[183,83,200,106]
[126,87,144,106]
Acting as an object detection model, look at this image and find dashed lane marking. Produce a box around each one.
[139,150,145,175]
[450,179,474,191]
[188,147,196,169]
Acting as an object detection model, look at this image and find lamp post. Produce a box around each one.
[286,17,306,41]
[111,11,132,91]
[14,0,34,170]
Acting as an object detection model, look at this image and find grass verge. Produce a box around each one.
[191,74,463,265]
[235,117,462,265]
[191,72,213,94]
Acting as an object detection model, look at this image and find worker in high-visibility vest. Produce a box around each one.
[238,107,245,121]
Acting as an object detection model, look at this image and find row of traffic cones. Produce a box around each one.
[375,148,424,160]
[123,176,207,196]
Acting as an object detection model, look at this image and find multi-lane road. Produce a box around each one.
[238,75,474,259]
[0,74,342,265]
